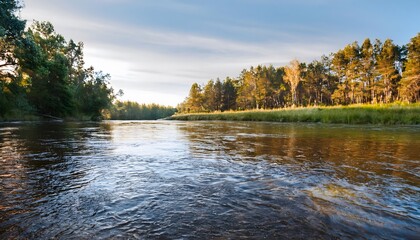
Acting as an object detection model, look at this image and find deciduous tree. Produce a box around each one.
[186,83,203,113]
[284,59,301,107]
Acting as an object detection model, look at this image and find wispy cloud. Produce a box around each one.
[21,0,420,105]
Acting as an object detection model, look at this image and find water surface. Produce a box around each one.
[0,121,419,239]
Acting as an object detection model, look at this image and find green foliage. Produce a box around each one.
[73,69,115,120]
[376,39,401,103]
[0,0,25,38]
[185,83,204,113]
[179,34,419,114]
[0,79,32,117]
[0,0,26,79]
[28,52,75,117]
[303,57,336,106]
[0,16,117,120]
[399,33,420,102]
[169,103,420,125]
[1,2,419,121]
[110,101,176,120]
[221,77,237,111]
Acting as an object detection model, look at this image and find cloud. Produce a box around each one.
[23,5,338,106]
[20,0,342,106]
[21,0,419,106]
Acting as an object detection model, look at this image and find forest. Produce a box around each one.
[178,34,419,113]
[0,0,175,121]
[2,1,419,120]
[110,101,176,120]
[0,0,119,120]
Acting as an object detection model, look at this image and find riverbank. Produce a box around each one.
[167,103,420,125]
[0,112,94,122]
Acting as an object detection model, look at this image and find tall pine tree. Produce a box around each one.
[399,33,420,102]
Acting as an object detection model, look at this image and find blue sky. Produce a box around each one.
[21,0,420,106]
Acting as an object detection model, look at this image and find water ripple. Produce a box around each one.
[0,121,419,239]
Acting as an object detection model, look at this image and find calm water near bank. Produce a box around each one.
[0,121,419,239]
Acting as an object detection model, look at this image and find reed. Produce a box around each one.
[167,103,420,125]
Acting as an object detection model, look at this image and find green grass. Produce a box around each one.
[167,103,420,125]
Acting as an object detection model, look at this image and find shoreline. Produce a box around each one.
[167,104,420,125]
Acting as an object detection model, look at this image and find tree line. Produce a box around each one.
[0,0,120,120]
[110,101,176,120]
[179,34,419,113]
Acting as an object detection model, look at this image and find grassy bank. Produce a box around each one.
[167,103,420,125]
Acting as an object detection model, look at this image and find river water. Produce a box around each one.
[0,121,419,239]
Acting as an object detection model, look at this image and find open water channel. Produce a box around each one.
[0,121,419,239]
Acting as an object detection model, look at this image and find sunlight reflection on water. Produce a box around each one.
[0,121,419,239]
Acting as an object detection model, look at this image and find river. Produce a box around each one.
[0,121,419,239]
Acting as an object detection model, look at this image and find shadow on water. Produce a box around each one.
[0,121,419,239]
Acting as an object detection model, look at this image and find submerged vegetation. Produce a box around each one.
[169,103,420,125]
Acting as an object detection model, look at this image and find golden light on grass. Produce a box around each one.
[168,103,420,125]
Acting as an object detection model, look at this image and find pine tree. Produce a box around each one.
[361,39,376,103]
[222,77,236,111]
[214,78,223,111]
[203,80,215,112]
[399,33,420,102]
[376,39,400,103]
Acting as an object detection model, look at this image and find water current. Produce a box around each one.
[0,121,419,239]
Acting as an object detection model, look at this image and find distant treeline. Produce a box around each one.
[110,101,176,120]
[1,1,118,120]
[179,33,419,113]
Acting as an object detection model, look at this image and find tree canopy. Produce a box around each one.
[110,101,176,120]
[1,1,418,119]
[180,34,419,113]
[0,3,117,120]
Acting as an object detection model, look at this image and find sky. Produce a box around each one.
[20,0,420,106]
